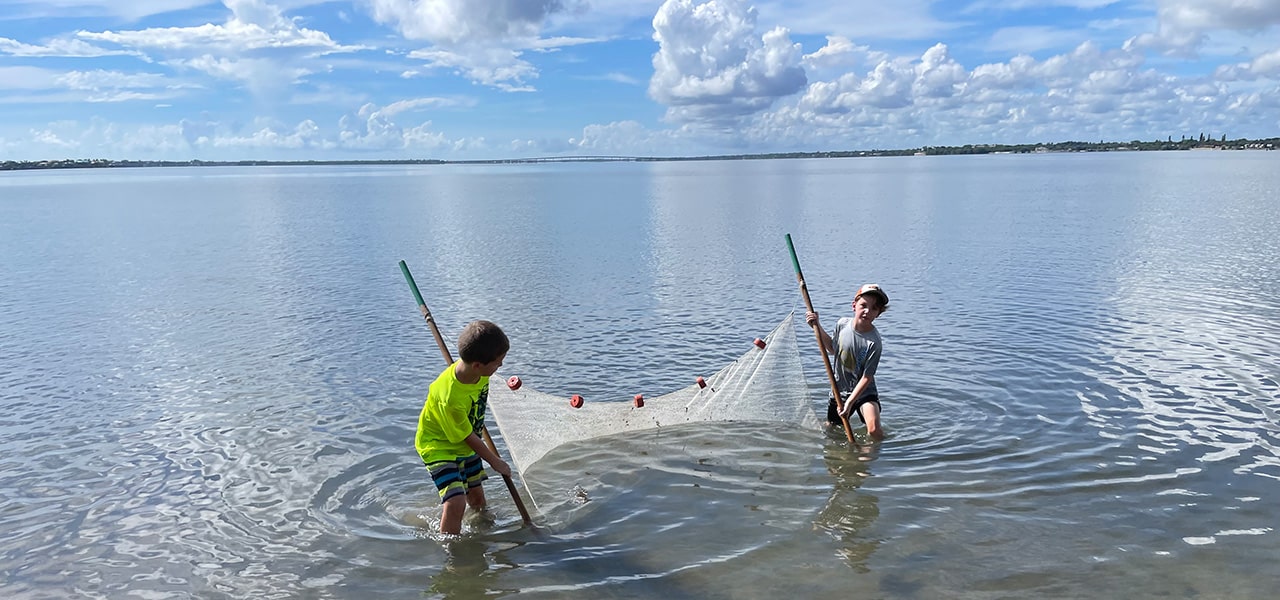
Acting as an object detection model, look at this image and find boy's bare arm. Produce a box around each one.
[805,312,834,352]
[464,432,512,477]
[840,375,874,418]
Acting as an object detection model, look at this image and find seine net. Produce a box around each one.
[487,312,819,511]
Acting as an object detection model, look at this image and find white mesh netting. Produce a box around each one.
[488,312,819,510]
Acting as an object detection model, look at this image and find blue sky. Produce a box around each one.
[1,0,1278,161]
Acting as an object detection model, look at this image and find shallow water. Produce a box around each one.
[1,152,1278,598]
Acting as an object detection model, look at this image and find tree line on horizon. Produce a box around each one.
[917,134,1275,156]
[2,136,1277,171]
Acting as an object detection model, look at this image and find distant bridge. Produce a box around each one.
[461,155,643,164]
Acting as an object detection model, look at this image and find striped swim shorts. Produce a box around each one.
[426,454,488,503]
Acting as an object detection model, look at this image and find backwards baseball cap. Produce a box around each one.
[856,283,889,306]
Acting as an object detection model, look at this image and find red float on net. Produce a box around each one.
[506,376,522,391]
[696,376,707,389]
[753,338,766,349]
[633,394,644,408]
[569,394,584,408]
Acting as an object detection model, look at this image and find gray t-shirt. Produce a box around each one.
[831,317,881,401]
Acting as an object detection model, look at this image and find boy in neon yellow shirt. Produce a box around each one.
[415,320,512,535]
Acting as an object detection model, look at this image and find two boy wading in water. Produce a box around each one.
[414,284,890,533]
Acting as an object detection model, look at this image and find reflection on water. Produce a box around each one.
[814,436,880,573]
[1071,153,1280,551]
[430,539,495,599]
[503,423,839,598]
[2,154,1278,598]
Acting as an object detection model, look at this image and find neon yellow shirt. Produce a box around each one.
[415,361,490,464]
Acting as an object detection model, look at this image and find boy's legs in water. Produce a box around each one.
[830,395,885,440]
[433,454,489,534]
[466,485,487,511]
[466,486,495,525]
[441,495,467,534]
[440,486,490,534]
[860,401,884,439]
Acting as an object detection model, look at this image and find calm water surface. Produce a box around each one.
[2,152,1278,598]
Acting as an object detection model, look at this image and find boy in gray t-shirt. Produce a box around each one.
[806,283,889,439]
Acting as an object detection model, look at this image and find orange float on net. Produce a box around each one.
[753,338,766,349]
[633,394,644,408]
[569,394,584,408]
[506,376,522,391]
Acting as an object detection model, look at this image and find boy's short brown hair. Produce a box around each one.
[457,320,509,364]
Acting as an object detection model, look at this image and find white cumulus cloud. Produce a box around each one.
[0,36,138,58]
[72,0,365,96]
[405,47,538,92]
[367,0,590,90]
[337,100,457,151]
[1214,47,1280,81]
[649,0,807,122]
[78,4,359,54]
[1128,0,1280,55]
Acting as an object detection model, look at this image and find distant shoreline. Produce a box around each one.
[3,137,1275,172]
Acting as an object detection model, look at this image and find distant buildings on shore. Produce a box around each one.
[3,138,1276,171]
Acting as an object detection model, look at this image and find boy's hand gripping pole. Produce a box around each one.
[399,260,536,528]
[785,235,856,444]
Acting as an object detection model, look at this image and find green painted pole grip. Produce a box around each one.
[785,233,802,276]
[399,260,426,307]
[399,260,455,363]
[785,233,856,443]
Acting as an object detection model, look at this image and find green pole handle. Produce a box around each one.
[399,260,455,364]
[399,260,427,309]
[785,234,856,443]
[786,234,802,276]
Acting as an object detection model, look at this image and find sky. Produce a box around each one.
[1,0,1278,161]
